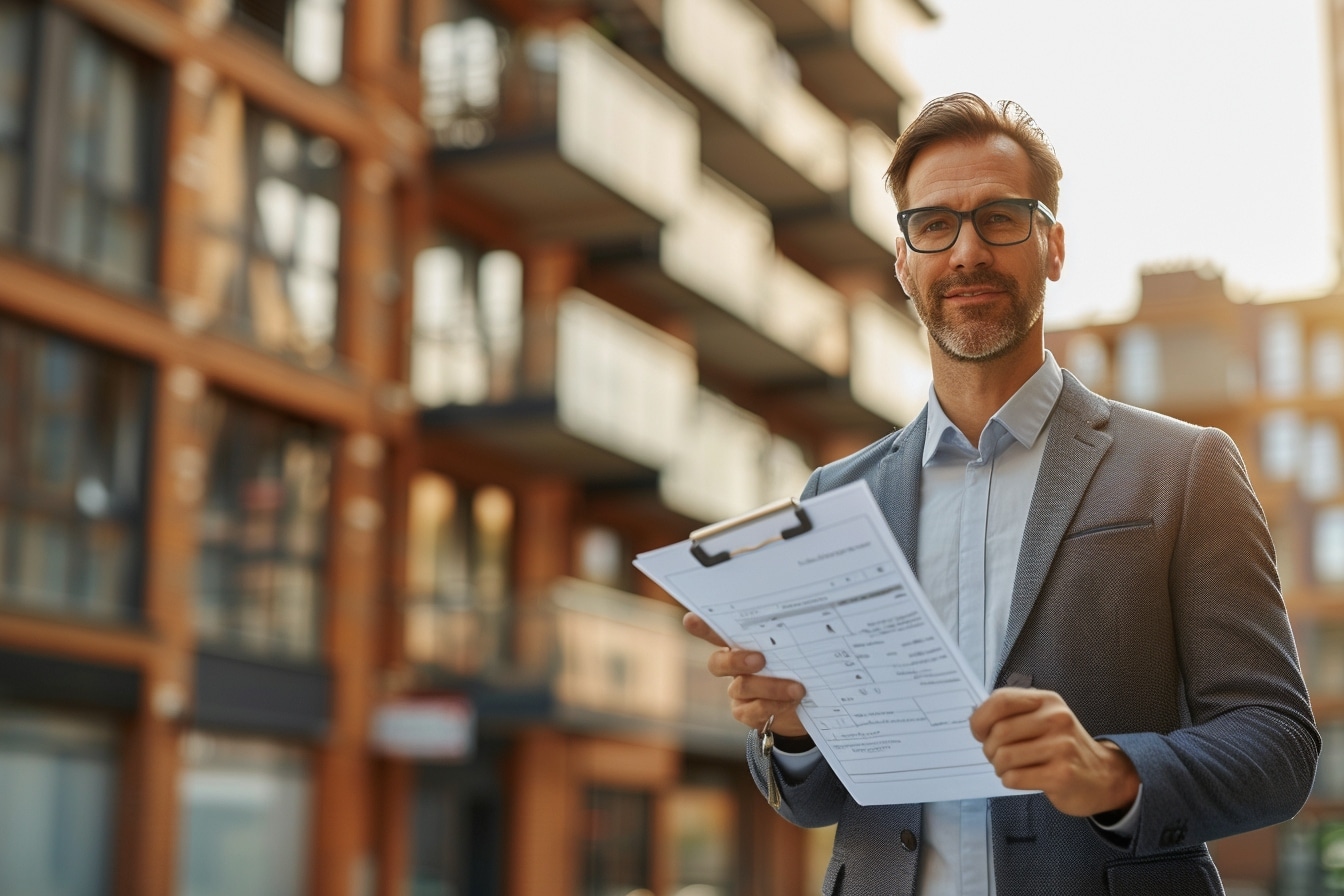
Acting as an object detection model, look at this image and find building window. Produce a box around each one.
[667,785,737,896]
[189,90,343,366]
[0,1,165,294]
[231,0,346,85]
[405,473,514,673]
[0,704,120,896]
[580,788,651,896]
[1064,333,1109,392]
[1261,410,1305,483]
[176,733,312,896]
[1313,329,1344,395]
[0,317,152,621]
[1309,625,1344,699]
[196,395,332,660]
[1116,326,1160,407]
[420,15,505,147]
[1302,421,1342,502]
[410,244,523,407]
[574,526,626,589]
[1315,506,1344,585]
[408,764,504,896]
[1261,311,1304,398]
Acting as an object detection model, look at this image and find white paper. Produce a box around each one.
[634,480,1027,806]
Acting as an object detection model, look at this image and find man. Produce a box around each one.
[683,93,1319,895]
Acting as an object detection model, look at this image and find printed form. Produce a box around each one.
[634,480,1027,806]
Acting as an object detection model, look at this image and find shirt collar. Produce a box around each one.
[921,350,1064,466]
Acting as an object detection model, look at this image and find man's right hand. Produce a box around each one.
[683,612,809,736]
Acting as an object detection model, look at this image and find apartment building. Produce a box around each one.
[1046,267,1344,896]
[0,0,934,895]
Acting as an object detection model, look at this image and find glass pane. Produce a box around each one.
[95,202,150,291]
[177,733,311,896]
[0,706,118,896]
[100,53,140,198]
[289,0,345,86]
[580,788,651,896]
[0,1,33,237]
[196,396,331,658]
[62,31,102,180]
[0,318,149,618]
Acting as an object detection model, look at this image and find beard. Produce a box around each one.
[907,261,1047,363]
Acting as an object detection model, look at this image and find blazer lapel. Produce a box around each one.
[996,373,1113,682]
[874,409,927,576]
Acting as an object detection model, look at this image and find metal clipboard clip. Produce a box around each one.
[688,497,813,568]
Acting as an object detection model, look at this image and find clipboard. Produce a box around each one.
[634,480,1027,807]
[689,497,813,568]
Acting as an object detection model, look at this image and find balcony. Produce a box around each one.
[775,121,899,272]
[403,578,746,754]
[660,389,814,522]
[418,290,698,482]
[783,0,932,137]
[427,22,698,241]
[848,293,931,425]
[587,172,848,386]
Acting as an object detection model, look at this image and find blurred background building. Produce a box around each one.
[4,0,1344,894]
[0,0,937,895]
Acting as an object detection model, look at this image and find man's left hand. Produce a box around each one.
[969,687,1141,818]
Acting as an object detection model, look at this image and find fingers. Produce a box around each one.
[683,612,728,647]
[969,686,1045,742]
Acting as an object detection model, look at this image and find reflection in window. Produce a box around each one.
[196,395,332,659]
[0,2,164,293]
[411,244,523,407]
[1261,410,1304,483]
[405,473,513,672]
[1261,311,1303,398]
[1315,507,1344,585]
[1313,329,1344,395]
[421,17,503,147]
[231,0,346,85]
[1116,326,1160,407]
[1302,422,1342,502]
[176,733,311,896]
[580,788,651,896]
[0,705,119,896]
[190,92,343,365]
[0,316,152,620]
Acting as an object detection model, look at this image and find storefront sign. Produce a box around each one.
[371,697,475,761]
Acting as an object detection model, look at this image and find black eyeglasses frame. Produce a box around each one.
[896,198,1057,254]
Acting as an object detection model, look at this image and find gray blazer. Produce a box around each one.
[747,372,1319,896]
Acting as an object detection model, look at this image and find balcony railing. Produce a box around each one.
[403,578,746,751]
[662,0,849,198]
[417,290,698,477]
[660,389,813,522]
[427,22,698,237]
[850,294,931,424]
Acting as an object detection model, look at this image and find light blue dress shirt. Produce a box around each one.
[775,352,1140,894]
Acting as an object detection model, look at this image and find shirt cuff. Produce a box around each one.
[770,743,822,783]
[1092,783,1143,837]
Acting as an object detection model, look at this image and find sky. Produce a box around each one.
[895,0,1338,328]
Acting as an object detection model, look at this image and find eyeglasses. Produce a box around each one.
[897,198,1057,254]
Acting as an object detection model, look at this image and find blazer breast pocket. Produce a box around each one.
[1062,518,1154,541]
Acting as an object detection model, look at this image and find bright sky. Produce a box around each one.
[897,0,1338,328]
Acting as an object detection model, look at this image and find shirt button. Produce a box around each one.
[900,829,918,851]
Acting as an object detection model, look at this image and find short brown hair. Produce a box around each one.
[884,92,1063,215]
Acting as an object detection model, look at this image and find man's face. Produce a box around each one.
[894,134,1065,364]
